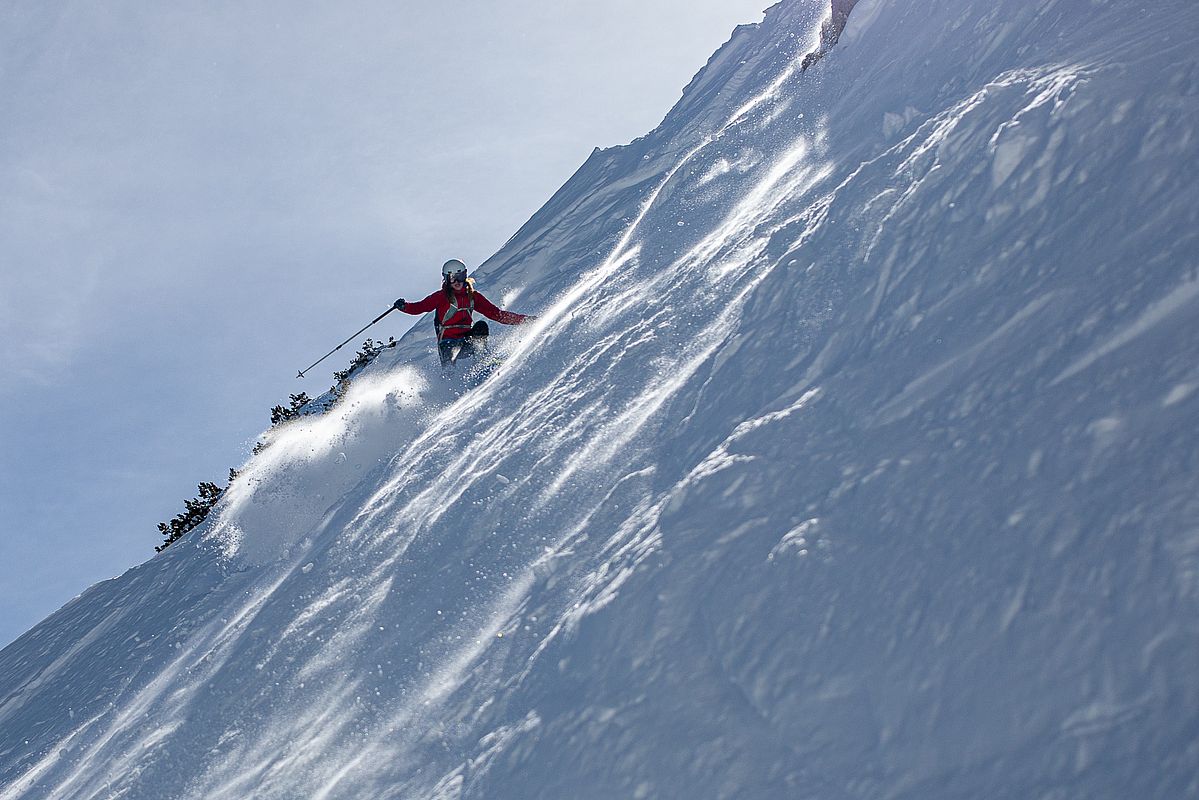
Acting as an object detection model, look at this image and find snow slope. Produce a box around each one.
[3,0,1199,797]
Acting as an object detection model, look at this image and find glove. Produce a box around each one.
[393,298,407,311]
[523,314,539,323]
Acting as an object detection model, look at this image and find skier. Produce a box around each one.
[393,259,536,370]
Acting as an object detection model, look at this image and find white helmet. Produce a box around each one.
[442,258,468,278]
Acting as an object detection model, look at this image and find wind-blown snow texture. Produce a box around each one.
[3,0,1198,797]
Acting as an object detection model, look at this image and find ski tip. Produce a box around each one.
[296,371,305,379]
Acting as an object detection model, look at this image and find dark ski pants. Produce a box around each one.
[438,321,490,368]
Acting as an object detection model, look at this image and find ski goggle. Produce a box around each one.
[446,270,468,283]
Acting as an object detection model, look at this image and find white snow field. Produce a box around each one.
[3,0,1198,797]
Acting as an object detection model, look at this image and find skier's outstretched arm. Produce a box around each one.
[474,293,535,325]
[393,291,441,315]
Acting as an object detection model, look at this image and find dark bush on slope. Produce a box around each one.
[269,392,312,426]
[330,337,396,395]
[154,468,239,552]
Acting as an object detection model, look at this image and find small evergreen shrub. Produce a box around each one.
[155,467,239,552]
[270,392,312,426]
[331,338,396,394]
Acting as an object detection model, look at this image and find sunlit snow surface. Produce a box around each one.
[3,0,1199,797]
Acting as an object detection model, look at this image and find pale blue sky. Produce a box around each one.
[0,1,768,647]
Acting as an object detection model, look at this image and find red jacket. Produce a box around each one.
[400,287,531,340]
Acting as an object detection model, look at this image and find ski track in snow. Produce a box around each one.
[1050,274,1199,386]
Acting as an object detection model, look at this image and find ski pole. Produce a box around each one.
[296,307,395,379]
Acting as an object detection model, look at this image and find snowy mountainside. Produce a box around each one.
[3,0,1199,798]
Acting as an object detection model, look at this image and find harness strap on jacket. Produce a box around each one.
[438,293,475,341]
